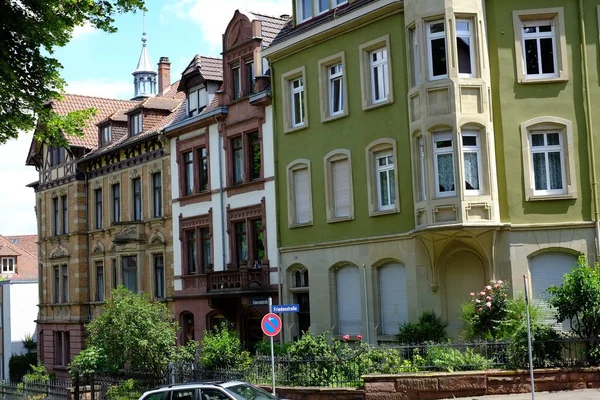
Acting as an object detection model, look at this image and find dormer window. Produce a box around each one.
[187,87,207,117]
[1,257,15,274]
[49,146,65,166]
[100,125,112,146]
[296,0,348,23]
[130,112,143,136]
[232,63,241,100]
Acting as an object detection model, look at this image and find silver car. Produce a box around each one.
[138,380,281,400]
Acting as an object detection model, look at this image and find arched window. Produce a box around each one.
[379,263,408,335]
[181,312,195,345]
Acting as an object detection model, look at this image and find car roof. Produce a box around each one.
[141,380,248,396]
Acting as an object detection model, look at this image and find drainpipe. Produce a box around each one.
[214,116,227,270]
[577,0,600,259]
[84,171,91,321]
[269,62,284,342]
[362,264,370,343]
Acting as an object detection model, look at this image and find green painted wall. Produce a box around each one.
[272,12,413,248]
[487,0,592,224]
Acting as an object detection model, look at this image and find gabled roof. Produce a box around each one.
[178,55,223,91]
[126,97,182,115]
[268,0,376,48]
[44,95,139,149]
[0,235,38,281]
[245,11,290,48]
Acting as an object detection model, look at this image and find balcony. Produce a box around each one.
[179,266,270,296]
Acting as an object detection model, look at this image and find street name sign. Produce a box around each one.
[271,304,299,313]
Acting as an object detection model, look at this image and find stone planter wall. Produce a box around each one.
[364,368,600,400]
[271,386,364,400]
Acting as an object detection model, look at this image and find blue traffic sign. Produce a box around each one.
[272,304,300,313]
[261,313,282,337]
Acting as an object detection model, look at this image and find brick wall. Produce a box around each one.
[364,369,600,400]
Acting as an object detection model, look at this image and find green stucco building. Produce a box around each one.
[263,0,600,342]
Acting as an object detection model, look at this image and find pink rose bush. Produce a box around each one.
[462,280,511,340]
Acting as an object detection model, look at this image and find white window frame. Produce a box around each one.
[359,35,393,110]
[296,0,312,23]
[366,138,399,216]
[433,132,456,198]
[328,63,344,117]
[1,257,15,274]
[521,20,558,80]
[408,25,420,87]
[375,152,396,211]
[324,149,354,222]
[456,18,476,78]
[287,159,313,227]
[416,135,427,202]
[529,131,566,196]
[513,8,568,84]
[282,67,308,132]
[461,131,483,196]
[291,77,305,128]
[369,48,389,105]
[314,0,328,15]
[520,116,577,200]
[318,52,348,122]
[427,20,448,80]
[232,63,241,100]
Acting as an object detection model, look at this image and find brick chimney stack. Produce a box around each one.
[158,57,171,95]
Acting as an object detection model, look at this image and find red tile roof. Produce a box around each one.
[0,235,38,281]
[180,56,223,84]
[47,94,139,149]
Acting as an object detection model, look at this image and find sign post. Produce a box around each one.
[523,275,535,400]
[262,298,282,396]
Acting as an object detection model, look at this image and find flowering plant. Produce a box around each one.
[462,280,511,340]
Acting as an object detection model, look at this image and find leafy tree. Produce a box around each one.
[75,286,179,378]
[199,323,251,371]
[0,0,145,145]
[547,256,600,338]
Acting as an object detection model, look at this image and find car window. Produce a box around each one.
[141,393,167,400]
[173,389,196,400]
[201,388,231,400]
[224,384,276,400]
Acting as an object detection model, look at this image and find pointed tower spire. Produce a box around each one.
[132,11,157,99]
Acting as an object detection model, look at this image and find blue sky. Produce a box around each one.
[0,0,291,236]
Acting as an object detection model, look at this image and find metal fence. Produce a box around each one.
[0,379,70,399]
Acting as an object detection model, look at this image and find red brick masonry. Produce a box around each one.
[363,368,600,400]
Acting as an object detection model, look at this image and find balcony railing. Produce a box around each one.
[179,266,269,295]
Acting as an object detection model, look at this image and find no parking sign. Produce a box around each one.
[261,313,282,337]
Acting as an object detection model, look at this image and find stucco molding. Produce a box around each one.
[91,241,105,254]
[50,243,69,259]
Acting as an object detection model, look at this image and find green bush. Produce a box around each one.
[417,344,493,372]
[8,352,37,382]
[200,323,251,371]
[254,339,292,356]
[69,345,108,379]
[507,324,564,369]
[397,311,447,344]
[23,362,51,384]
[105,378,142,400]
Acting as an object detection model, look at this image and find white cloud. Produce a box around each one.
[72,22,97,40]
[66,79,132,100]
[0,131,39,235]
[162,0,292,54]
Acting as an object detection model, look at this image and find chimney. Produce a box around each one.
[158,56,171,95]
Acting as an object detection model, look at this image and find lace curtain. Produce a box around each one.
[463,152,479,190]
[437,153,455,192]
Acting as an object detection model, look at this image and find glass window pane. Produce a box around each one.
[539,25,552,33]
[462,135,477,147]
[431,38,447,77]
[457,36,471,74]
[464,152,480,190]
[540,38,555,74]
[437,153,455,192]
[456,21,469,32]
[533,153,548,190]
[430,22,444,34]
[531,134,545,147]
[379,170,389,206]
[546,132,560,146]
[293,92,302,125]
[436,139,452,149]
[388,169,396,205]
[548,152,563,190]
[524,39,540,75]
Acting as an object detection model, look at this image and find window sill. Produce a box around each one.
[322,112,349,124]
[226,179,265,196]
[362,98,393,112]
[369,208,398,217]
[518,76,569,84]
[327,216,354,224]
[527,193,576,201]
[289,221,313,229]
[177,191,212,206]
[284,124,309,135]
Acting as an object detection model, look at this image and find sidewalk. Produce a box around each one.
[440,389,600,399]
